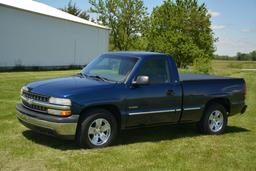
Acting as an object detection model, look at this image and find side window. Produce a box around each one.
[136,58,171,84]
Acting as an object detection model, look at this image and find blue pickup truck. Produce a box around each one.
[16,52,247,148]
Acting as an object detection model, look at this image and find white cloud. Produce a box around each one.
[211,25,226,30]
[208,10,220,17]
[241,28,256,33]
[215,37,256,56]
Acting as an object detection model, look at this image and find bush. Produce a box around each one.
[193,56,212,74]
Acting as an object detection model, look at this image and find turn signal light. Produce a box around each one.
[60,111,71,117]
[48,109,71,116]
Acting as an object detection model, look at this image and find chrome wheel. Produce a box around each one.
[208,110,224,132]
[88,118,111,146]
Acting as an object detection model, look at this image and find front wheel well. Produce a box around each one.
[77,105,121,132]
[204,98,231,114]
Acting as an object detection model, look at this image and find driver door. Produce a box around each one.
[125,57,181,127]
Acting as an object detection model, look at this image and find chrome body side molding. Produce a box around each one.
[128,107,201,115]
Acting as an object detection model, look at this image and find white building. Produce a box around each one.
[0,0,109,69]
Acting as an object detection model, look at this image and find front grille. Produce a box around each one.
[22,99,47,112]
[22,91,49,102]
[22,91,49,113]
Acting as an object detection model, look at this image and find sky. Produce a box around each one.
[35,0,256,56]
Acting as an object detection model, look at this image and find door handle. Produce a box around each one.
[166,89,174,96]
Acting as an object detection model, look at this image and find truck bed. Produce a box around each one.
[179,73,245,121]
[179,73,233,81]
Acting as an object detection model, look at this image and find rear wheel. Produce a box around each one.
[198,103,227,134]
[77,109,118,148]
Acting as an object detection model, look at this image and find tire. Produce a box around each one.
[197,103,228,134]
[77,109,118,148]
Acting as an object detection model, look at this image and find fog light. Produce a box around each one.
[48,109,71,116]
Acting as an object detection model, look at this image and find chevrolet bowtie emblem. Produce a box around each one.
[27,98,33,105]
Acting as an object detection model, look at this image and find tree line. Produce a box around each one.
[214,50,256,61]
[61,0,216,71]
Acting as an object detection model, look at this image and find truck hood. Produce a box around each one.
[26,76,115,97]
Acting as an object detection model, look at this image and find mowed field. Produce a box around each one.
[0,60,255,171]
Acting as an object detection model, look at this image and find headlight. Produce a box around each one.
[49,97,71,106]
[20,86,28,95]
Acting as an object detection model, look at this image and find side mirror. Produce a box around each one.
[132,75,149,86]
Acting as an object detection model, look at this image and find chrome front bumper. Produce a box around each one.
[16,104,78,139]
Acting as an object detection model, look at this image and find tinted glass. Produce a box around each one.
[136,58,170,84]
[81,55,138,82]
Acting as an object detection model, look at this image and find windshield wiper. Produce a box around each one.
[88,75,114,82]
[77,72,83,76]
[77,73,86,77]
[77,72,91,78]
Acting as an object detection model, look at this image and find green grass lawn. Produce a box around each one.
[0,61,255,171]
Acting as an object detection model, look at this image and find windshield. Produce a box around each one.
[81,54,138,82]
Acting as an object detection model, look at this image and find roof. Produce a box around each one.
[0,0,109,30]
[106,51,167,58]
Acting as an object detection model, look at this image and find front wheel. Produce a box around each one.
[77,109,118,148]
[198,103,228,134]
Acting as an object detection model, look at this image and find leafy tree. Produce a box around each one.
[146,0,215,68]
[214,55,232,60]
[236,50,256,61]
[79,11,90,20]
[61,1,90,20]
[89,0,148,50]
[237,52,247,60]
[214,50,256,61]
[193,54,212,73]
[249,50,256,61]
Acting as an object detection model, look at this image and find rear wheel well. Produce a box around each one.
[77,105,121,134]
[204,98,230,114]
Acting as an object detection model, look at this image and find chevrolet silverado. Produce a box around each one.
[16,52,247,148]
